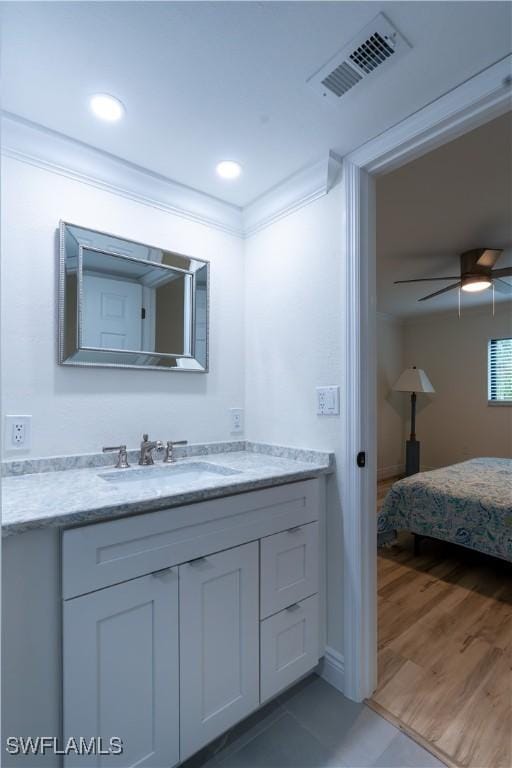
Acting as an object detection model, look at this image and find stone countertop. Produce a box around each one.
[1,445,334,536]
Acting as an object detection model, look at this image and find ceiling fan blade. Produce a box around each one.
[476,248,503,268]
[394,277,459,284]
[491,267,512,278]
[493,278,512,295]
[418,282,461,302]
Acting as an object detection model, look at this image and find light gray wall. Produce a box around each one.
[244,184,345,657]
[377,314,405,479]
[403,304,512,468]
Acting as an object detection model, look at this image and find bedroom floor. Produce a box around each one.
[373,479,512,768]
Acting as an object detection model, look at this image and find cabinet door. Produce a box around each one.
[179,542,259,761]
[63,569,179,767]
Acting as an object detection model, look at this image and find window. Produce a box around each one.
[488,338,512,403]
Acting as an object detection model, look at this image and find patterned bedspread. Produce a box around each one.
[378,458,512,562]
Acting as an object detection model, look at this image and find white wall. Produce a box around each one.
[1,157,245,457]
[244,185,345,657]
[377,314,405,479]
[403,304,512,469]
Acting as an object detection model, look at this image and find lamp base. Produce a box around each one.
[405,440,420,476]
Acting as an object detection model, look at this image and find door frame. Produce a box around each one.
[341,55,512,702]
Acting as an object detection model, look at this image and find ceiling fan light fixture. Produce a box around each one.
[461,276,492,293]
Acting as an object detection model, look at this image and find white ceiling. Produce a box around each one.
[1,2,511,206]
[376,112,512,318]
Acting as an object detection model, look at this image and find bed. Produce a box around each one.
[378,458,512,562]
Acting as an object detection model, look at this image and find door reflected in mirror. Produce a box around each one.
[59,223,209,371]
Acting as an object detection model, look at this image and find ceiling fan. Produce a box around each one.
[394,248,512,301]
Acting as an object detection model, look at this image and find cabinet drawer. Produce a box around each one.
[260,522,318,619]
[62,480,319,599]
[260,594,319,703]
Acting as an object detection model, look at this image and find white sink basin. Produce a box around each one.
[99,461,241,485]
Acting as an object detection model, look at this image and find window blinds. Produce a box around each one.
[488,338,512,402]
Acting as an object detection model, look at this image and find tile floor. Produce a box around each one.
[183,675,444,768]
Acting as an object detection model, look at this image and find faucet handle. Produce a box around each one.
[163,440,188,463]
[103,445,130,469]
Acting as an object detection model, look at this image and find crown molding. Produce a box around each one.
[1,113,245,238]
[2,58,509,240]
[243,151,342,237]
[1,112,341,240]
[347,54,512,174]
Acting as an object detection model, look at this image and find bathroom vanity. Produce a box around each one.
[2,443,333,767]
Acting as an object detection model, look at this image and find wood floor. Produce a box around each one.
[372,478,512,768]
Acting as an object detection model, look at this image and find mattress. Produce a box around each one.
[378,457,512,562]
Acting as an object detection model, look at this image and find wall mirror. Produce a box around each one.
[59,222,209,371]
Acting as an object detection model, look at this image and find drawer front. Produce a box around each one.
[62,480,319,599]
[260,594,319,703]
[260,522,318,619]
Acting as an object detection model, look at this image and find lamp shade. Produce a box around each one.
[392,366,435,393]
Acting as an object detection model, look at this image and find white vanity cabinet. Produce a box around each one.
[63,569,180,768]
[62,479,322,765]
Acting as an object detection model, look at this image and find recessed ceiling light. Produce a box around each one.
[90,93,125,122]
[216,160,242,180]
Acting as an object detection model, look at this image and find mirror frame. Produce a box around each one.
[58,221,210,373]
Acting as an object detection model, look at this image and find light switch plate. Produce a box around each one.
[4,415,32,451]
[229,408,244,434]
[316,386,340,416]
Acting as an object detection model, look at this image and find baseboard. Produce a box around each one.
[377,464,405,481]
[318,646,345,693]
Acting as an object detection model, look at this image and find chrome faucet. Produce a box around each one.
[139,434,163,465]
[163,440,188,464]
[103,444,130,468]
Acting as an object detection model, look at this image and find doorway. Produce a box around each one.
[340,57,512,704]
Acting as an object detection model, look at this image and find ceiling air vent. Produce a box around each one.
[308,13,411,104]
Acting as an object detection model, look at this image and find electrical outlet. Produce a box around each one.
[4,415,32,451]
[229,408,244,434]
[316,386,340,416]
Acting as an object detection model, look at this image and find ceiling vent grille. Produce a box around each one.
[321,62,362,98]
[308,14,411,104]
